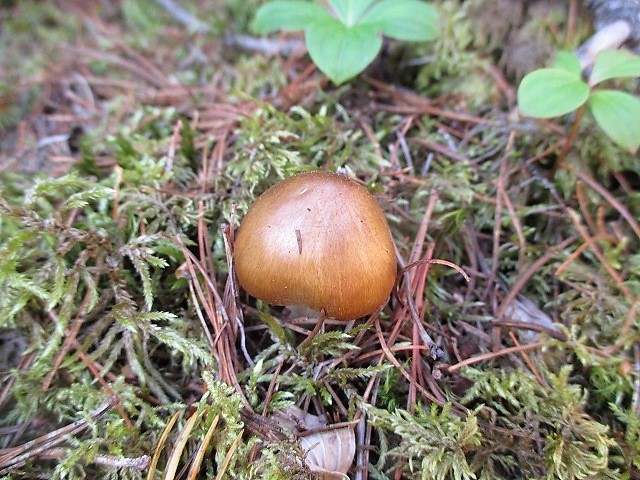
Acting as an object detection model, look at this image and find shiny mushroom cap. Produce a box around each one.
[234,171,397,321]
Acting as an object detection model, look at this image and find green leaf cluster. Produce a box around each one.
[239,321,388,413]
[0,109,221,476]
[611,404,640,472]
[462,366,616,479]
[518,49,640,153]
[228,101,391,215]
[365,402,481,480]
[252,0,440,84]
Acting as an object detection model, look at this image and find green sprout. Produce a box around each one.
[252,0,440,85]
[518,49,640,154]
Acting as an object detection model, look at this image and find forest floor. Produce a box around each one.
[1,1,639,479]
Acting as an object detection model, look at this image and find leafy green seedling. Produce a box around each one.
[518,49,640,153]
[252,0,439,85]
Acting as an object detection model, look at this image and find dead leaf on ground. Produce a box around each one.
[274,406,355,479]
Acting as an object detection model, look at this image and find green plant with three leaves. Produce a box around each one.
[518,49,640,153]
[252,0,439,85]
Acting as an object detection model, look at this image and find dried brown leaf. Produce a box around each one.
[274,406,355,479]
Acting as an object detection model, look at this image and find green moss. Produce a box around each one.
[1,1,639,479]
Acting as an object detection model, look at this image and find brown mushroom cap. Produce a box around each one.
[234,171,397,321]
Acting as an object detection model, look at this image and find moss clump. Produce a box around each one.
[1,1,639,479]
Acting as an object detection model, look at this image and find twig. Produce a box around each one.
[224,34,305,57]
[154,0,210,32]
[404,267,443,361]
[575,181,598,236]
[408,190,438,271]
[61,45,168,88]
[360,119,383,160]
[297,309,326,351]
[496,235,579,322]
[0,352,35,411]
[172,235,253,410]
[446,342,547,373]
[352,344,432,364]
[509,331,544,386]
[634,344,640,415]
[567,0,578,44]
[296,419,360,437]
[555,232,616,277]
[42,280,98,391]
[491,320,566,341]
[75,347,133,428]
[0,397,117,471]
[486,152,508,314]
[38,448,150,470]
[185,270,216,349]
[165,118,182,180]
[374,318,443,405]
[262,360,284,417]
[485,62,515,105]
[221,223,254,367]
[366,76,500,126]
[412,138,469,163]
[396,257,470,306]
[354,412,369,480]
[247,360,285,462]
[603,296,640,355]
[565,208,633,301]
[392,117,415,169]
[562,161,640,240]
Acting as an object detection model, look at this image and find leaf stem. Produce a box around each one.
[551,103,585,176]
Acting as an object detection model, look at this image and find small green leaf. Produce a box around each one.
[551,51,582,77]
[588,90,640,153]
[306,16,382,84]
[589,49,640,86]
[328,0,376,27]
[518,68,589,118]
[252,0,330,34]
[360,0,439,42]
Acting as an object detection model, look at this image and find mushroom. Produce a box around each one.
[233,171,397,321]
